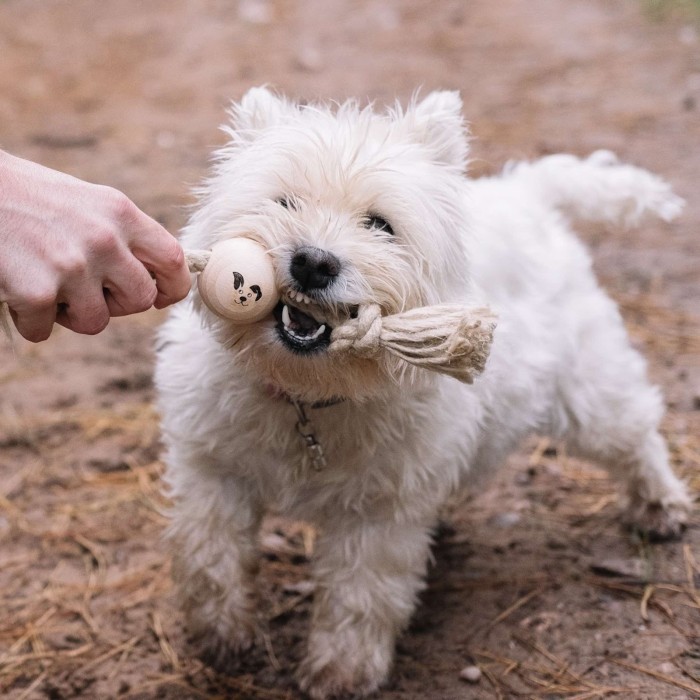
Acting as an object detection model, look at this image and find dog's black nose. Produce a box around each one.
[290,246,341,290]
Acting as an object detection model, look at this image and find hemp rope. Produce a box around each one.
[185,250,497,385]
[329,303,496,383]
[185,250,211,274]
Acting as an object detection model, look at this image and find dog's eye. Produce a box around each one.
[365,215,394,236]
[277,197,297,211]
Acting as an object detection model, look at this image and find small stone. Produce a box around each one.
[459,665,482,683]
[659,661,676,675]
[489,511,521,528]
[294,45,324,73]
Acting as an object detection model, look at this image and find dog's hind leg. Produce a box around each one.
[166,466,263,669]
[553,289,691,540]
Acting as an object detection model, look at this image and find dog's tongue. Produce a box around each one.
[288,304,320,332]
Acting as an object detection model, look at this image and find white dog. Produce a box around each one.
[155,87,691,698]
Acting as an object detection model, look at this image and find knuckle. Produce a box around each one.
[161,240,185,271]
[54,251,88,278]
[90,188,137,254]
[25,287,57,310]
[106,187,137,224]
[90,226,120,256]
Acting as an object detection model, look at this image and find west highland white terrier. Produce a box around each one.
[155,87,691,698]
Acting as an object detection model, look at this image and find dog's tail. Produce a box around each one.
[505,150,684,226]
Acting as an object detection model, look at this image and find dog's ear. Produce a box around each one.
[230,87,292,134]
[249,285,262,301]
[232,271,245,290]
[407,91,469,170]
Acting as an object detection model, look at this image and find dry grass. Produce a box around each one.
[1,294,698,699]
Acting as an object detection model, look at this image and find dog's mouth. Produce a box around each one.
[274,295,333,354]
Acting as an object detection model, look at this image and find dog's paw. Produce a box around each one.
[297,657,385,699]
[297,634,391,700]
[190,618,259,673]
[624,496,692,542]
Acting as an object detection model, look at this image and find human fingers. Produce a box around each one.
[55,282,111,335]
[135,232,191,309]
[119,201,190,308]
[10,295,58,343]
[103,254,158,317]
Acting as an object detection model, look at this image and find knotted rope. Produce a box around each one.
[329,303,496,383]
[185,250,210,274]
[186,250,497,385]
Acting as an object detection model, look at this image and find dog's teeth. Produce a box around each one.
[284,289,313,305]
[311,324,326,340]
[282,304,291,328]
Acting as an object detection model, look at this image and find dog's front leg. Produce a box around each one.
[167,468,263,670]
[298,517,434,699]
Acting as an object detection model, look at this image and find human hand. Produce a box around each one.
[0,150,191,342]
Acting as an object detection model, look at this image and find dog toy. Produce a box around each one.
[328,303,496,383]
[187,238,279,323]
[185,242,496,384]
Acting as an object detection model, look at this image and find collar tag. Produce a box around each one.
[291,399,327,473]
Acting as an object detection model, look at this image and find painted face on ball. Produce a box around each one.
[232,271,262,308]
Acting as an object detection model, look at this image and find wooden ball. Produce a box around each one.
[197,238,279,323]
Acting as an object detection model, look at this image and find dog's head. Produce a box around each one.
[186,87,473,402]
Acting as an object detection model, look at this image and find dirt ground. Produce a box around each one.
[1,0,699,698]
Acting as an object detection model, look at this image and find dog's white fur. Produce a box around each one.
[155,88,691,698]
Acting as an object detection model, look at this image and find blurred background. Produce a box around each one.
[1,1,699,698]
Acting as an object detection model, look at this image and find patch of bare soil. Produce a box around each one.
[1,1,699,698]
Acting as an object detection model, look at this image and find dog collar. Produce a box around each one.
[263,384,344,473]
[290,398,327,472]
[264,383,345,410]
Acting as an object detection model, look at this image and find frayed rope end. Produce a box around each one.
[330,303,497,384]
